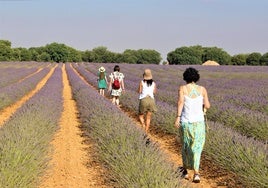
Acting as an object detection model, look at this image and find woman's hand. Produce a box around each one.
[174,116,180,128]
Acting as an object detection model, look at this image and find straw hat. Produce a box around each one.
[143,69,152,80]
[99,66,105,72]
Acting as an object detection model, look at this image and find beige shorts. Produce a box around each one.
[139,96,157,114]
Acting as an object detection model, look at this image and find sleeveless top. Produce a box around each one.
[181,84,204,123]
[139,80,155,99]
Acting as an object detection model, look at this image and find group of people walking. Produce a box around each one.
[97,65,125,105]
[97,65,210,184]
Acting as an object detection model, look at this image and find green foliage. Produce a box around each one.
[45,42,69,63]
[0,40,11,48]
[166,45,233,65]
[167,46,202,65]
[19,48,32,61]
[231,54,248,65]
[0,39,266,65]
[66,46,82,62]
[122,49,161,64]
[81,50,94,62]
[0,40,13,61]
[202,47,231,65]
[260,52,268,65]
[246,52,262,65]
[40,52,51,62]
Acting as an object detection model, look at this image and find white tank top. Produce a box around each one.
[139,80,155,99]
[181,96,204,123]
[181,84,204,123]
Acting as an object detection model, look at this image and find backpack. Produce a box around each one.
[112,73,120,90]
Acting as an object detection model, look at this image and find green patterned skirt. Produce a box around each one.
[180,121,206,171]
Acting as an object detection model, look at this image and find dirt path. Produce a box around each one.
[0,66,55,126]
[39,64,108,188]
[124,111,221,188]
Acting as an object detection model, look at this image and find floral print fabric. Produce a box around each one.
[180,121,206,171]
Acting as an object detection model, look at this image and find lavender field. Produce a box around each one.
[0,62,267,187]
[74,63,268,188]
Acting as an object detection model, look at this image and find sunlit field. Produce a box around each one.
[0,62,267,187]
[74,63,268,187]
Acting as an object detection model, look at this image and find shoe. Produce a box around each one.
[193,174,200,183]
[178,167,189,179]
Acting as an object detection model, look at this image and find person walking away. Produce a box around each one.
[138,69,157,134]
[97,66,108,96]
[174,67,210,183]
[109,65,125,106]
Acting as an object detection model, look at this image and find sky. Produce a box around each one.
[0,0,267,61]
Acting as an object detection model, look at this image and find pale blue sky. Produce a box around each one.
[0,0,267,60]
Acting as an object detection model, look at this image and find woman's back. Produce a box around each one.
[181,84,204,123]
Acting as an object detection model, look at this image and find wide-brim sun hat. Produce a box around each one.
[143,69,152,80]
[99,66,105,72]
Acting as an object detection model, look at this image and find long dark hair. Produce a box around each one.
[143,79,153,87]
[99,72,105,80]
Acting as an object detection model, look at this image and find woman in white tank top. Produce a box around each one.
[138,69,157,134]
[174,67,210,183]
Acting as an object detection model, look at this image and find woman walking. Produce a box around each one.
[97,66,108,96]
[174,67,210,183]
[109,65,125,106]
[138,69,157,134]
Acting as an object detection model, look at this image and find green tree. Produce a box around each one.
[18,48,32,61]
[40,52,51,62]
[260,52,268,65]
[202,47,231,65]
[231,54,248,65]
[45,43,69,63]
[122,49,138,64]
[29,48,41,62]
[81,50,94,62]
[246,52,262,65]
[122,49,161,64]
[0,40,12,61]
[137,49,161,64]
[11,48,21,61]
[167,46,202,65]
[66,47,82,62]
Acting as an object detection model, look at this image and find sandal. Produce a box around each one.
[178,167,189,180]
[193,174,200,183]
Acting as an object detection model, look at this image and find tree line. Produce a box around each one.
[0,40,267,65]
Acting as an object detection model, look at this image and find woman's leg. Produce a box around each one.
[139,114,145,130]
[145,111,152,133]
[115,96,120,106]
[112,96,116,105]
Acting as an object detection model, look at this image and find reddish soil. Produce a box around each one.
[39,65,109,188]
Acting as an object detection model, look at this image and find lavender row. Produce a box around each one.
[0,65,63,187]
[66,63,188,187]
[0,67,39,88]
[0,67,50,110]
[205,121,268,187]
